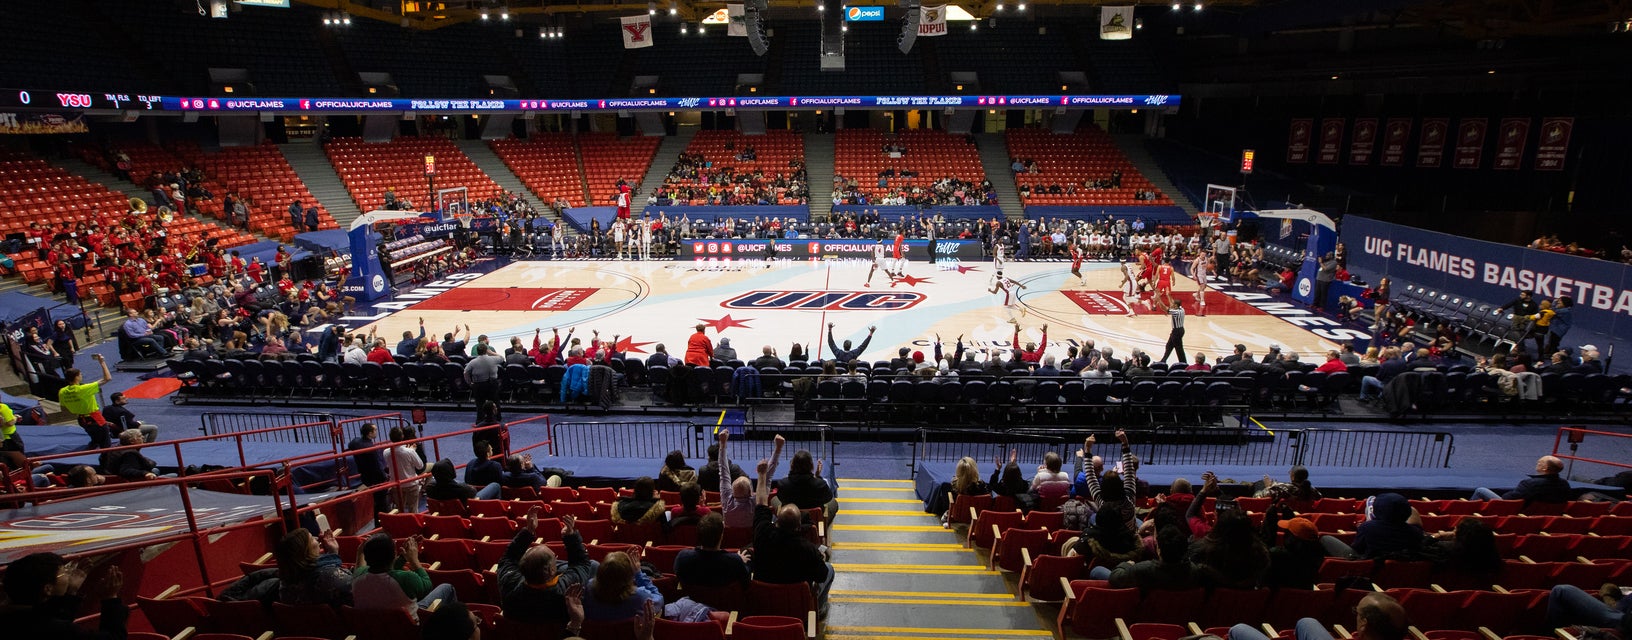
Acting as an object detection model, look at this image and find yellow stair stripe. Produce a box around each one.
[831,524,946,532]
[832,563,996,574]
[832,542,966,550]
[842,487,921,492]
[841,510,938,518]
[840,498,924,504]
[830,589,1016,599]
[837,479,915,484]
[831,596,1031,607]
[826,625,1053,637]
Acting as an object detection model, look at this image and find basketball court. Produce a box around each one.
[350,257,1344,362]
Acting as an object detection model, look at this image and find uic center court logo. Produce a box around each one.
[723,290,925,311]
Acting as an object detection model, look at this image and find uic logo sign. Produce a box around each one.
[723,291,925,311]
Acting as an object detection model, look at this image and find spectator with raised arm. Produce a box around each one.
[1080,430,1140,531]
[716,430,774,529]
[498,508,594,636]
[276,528,352,606]
[351,534,457,622]
[826,322,875,364]
[775,449,836,522]
[753,433,835,619]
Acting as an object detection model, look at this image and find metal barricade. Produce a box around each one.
[702,422,835,471]
[1300,428,1454,468]
[548,420,697,458]
[199,412,344,444]
[1143,426,1296,467]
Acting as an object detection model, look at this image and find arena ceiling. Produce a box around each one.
[295,0,1632,38]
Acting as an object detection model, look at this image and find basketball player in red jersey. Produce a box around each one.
[1068,242,1086,287]
[1154,260,1175,309]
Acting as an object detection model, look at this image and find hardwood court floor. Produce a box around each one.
[356,259,1341,362]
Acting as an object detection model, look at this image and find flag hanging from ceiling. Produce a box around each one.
[918,5,948,36]
[621,14,654,49]
[728,4,746,37]
[1099,6,1135,40]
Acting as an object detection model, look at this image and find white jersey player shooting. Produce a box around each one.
[988,270,1027,317]
[1118,260,1140,317]
[865,241,891,287]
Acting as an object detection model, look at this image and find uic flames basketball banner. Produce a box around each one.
[1099,6,1135,40]
[1493,117,1530,171]
[1286,118,1313,164]
[918,5,948,36]
[621,14,654,48]
[1379,118,1411,167]
[1416,118,1449,168]
[1348,118,1378,165]
[1534,117,1573,171]
[1316,118,1343,165]
[681,238,983,260]
[1342,215,1632,339]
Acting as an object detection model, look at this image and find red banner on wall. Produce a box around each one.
[1317,118,1344,165]
[1417,118,1449,168]
[1348,118,1378,165]
[1452,118,1488,170]
[1287,118,1313,164]
[1493,118,1530,170]
[1533,117,1574,171]
[1379,118,1410,167]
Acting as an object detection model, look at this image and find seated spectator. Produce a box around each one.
[656,450,696,493]
[1321,492,1423,560]
[1031,451,1073,501]
[108,429,160,481]
[612,477,666,525]
[420,599,504,640]
[276,528,352,606]
[351,534,457,623]
[1186,354,1212,372]
[989,450,1031,510]
[101,393,158,444]
[1546,584,1632,633]
[0,551,127,639]
[698,440,746,490]
[582,551,663,622]
[1256,465,1321,503]
[1230,592,1406,640]
[933,456,991,520]
[1472,455,1571,503]
[497,508,594,635]
[1425,518,1502,586]
[1189,507,1270,589]
[465,442,503,488]
[503,454,547,489]
[675,513,752,589]
[1070,501,1142,568]
[751,447,835,617]
[1314,350,1349,373]
[1080,431,1140,531]
[667,482,711,527]
[775,450,836,522]
[1098,525,1194,590]
[427,458,500,501]
[1261,511,1326,589]
[715,430,765,529]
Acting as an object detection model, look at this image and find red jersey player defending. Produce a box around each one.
[1068,243,1085,287]
[1154,261,1175,309]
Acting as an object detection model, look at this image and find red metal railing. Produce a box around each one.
[1552,426,1632,473]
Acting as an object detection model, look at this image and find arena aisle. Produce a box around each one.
[824,478,1054,640]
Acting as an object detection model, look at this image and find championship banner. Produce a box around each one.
[0,111,88,135]
[1348,118,1378,165]
[620,14,654,48]
[1379,118,1411,167]
[727,4,746,36]
[1493,117,1530,171]
[1452,118,1487,170]
[1316,118,1344,165]
[1099,6,1135,40]
[1534,117,1573,172]
[918,5,948,36]
[1286,118,1313,164]
[1417,118,1449,168]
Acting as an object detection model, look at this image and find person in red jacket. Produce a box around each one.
[1314,350,1349,373]
[684,324,713,367]
[366,338,395,364]
[1011,321,1048,364]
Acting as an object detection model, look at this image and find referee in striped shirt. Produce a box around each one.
[1161,299,1187,364]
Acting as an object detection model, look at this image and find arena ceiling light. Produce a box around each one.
[669,0,678,15]
[995,3,1004,10]
[1171,2,1180,10]
[1016,2,1026,11]
[1194,2,1203,11]
[479,9,489,20]
[648,1,656,14]
[500,6,509,20]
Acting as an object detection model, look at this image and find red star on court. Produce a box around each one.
[955,265,980,274]
[698,314,754,333]
[613,336,655,354]
[893,273,932,287]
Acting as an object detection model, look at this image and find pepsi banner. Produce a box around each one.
[845,5,884,21]
[159,94,1179,113]
[1342,215,1632,339]
[680,238,983,260]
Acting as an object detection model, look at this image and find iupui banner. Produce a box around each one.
[727,4,746,36]
[1348,118,1378,165]
[1099,6,1135,40]
[918,5,948,36]
[1316,118,1344,165]
[1452,118,1487,170]
[1493,117,1530,171]
[621,15,654,48]
[1534,117,1573,171]
[0,486,300,564]
[1380,118,1411,167]
[0,111,88,135]
[1287,118,1313,164]
[1417,118,1449,168]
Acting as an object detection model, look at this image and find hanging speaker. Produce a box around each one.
[898,6,922,54]
[745,6,769,56]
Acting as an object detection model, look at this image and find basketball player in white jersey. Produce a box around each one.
[865,240,890,287]
[626,216,642,259]
[638,215,653,261]
[550,222,565,258]
[1118,259,1141,317]
[992,241,1007,272]
[611,218,627,260]
[989,270,1027,317]
[1189,252,1212,316]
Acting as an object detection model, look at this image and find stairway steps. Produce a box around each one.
[804,131,835,221]
[631,129,696,218]
[1114,133,1199,217]
[974,133,1024,220]
[278,143,363,227]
